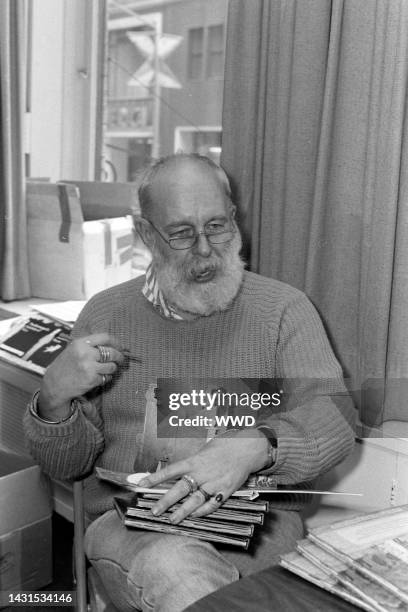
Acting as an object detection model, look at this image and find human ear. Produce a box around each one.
[134,217,155,248]
[229,203,237,221]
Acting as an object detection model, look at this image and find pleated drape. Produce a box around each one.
[0,0,30,299]
[222,0,408,427]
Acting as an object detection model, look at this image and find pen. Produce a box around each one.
[122,349,143,363]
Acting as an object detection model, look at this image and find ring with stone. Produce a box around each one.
[214,492,224,504]
[97,345,111,363]
[181,474,198,494]
[197,486,211,503]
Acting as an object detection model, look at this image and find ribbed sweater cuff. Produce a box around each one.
[262,419,307,476]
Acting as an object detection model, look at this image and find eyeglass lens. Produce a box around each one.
[169,230,234,250]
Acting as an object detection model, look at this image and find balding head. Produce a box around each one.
[138,153,232,219]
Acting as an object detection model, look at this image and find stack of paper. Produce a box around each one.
[281,505,408,611]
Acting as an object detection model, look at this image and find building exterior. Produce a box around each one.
[105,0,228,181]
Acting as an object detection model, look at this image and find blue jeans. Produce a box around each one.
[85,508,303,612]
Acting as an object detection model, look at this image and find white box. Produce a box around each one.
[82,216,135,299]
[27,182,135,300]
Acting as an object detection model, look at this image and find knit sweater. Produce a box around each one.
[23,271,355,518]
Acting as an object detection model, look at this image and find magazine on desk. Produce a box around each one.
[0,314,71,374]
[281,505,408,611]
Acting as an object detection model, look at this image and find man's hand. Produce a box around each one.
[138,429,270,523]
[38,333,125,420]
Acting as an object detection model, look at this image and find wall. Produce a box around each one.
[305,433,408,529]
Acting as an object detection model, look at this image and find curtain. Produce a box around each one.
[222,0,408,427]
[0,0,30,299]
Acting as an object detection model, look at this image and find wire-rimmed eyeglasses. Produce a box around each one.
[146,218,236,250]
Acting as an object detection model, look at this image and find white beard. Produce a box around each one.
[153,232,245,317]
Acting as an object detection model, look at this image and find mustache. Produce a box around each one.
[168,251,223,281]
[187,259,219,278]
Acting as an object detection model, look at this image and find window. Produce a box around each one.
[187,24,225,81]
[175,127,222,164]
[207,25,224,78]
[103,1,228,176]
[188,27,204,80]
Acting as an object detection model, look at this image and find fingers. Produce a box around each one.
[89,344,125,365]
[42,332,128,406]
[138,460,190,488]
[190,496,225,518]
[98,373,113,387]
[170,488,214,524]
[65,335,126,392]
[75,336,125,366]
[96,362,119,376]
[153,483,227,522]
[81,333,124,352]
[151,478,193,516]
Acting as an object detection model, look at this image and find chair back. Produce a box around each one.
[73,481,88,612]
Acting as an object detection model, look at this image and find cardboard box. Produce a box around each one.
[61,180,139,219]
[27,182,135,300]
[0,447,52,593]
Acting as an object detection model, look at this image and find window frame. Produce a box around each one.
[187,26,205,80]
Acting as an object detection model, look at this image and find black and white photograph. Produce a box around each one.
[1,1,408,611]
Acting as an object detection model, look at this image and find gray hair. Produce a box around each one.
[138,153,232,217]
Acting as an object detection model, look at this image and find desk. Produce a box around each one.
[185,565,359,612]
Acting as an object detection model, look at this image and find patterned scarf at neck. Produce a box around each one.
[142,263,184,320]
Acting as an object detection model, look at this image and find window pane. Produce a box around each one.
[188,27,204,79]
[207,24,224,78]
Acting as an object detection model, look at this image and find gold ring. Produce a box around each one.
[214,492,224,504]
[181,474,198,494]
[100,373,112,386]
[97,345,111,363]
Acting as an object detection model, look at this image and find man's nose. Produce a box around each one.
[194,232,212,257]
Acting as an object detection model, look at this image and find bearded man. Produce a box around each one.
[24,154,355,612]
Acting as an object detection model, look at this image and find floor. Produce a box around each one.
[1,513,76,612]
